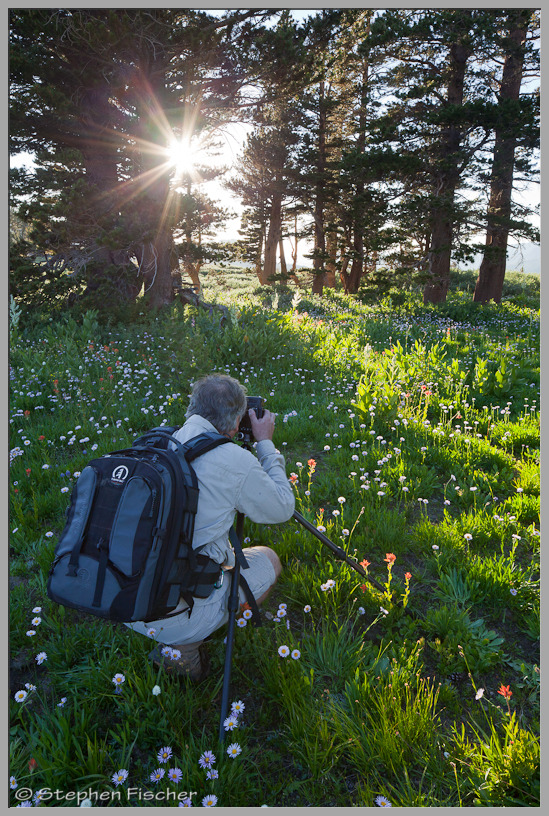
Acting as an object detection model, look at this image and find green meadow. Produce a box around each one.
[9,268,540,807]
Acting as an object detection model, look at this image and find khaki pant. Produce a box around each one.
[126,547,276,646]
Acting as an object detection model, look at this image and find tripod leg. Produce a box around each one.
[218,562,241,744]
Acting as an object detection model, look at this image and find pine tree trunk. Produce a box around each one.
[140,232,175,309]
[347,45,371,297]
[290,212,298,273]
[423,33,471,305]
[279,236,287,278]
[325,231,337,288]
[133,58,176,310]
[255,223,267,284]
[312,79,327,296]
[263,186,282,283]
[474,13,529,303]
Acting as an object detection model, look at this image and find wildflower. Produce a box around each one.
[464,533,473,541]
[278,645,290,658]
[35,652,47,665]
[198,750,216,769]
[34,789,48,805]
[375,795,392,807]
[31,617,41,626]
[149,768,165,784]
[112,769,129,786]
[14,690,28,703]
[60,486,69,493]
[45,530,53,536]
[15,803,32,808]
[25,683,36,692]
[510,588,518,596]
[475,688,484,700]
[57,697,67,707]
[80,798,93,807]
[223,714,238,731]
[157,746,173,763]
[237,618,247,627]
[112,673,125,688]
[384,553,396,564]
[338,496,346,504]
[179,798,193,806]
[10,776,17,790]
[170,649,182,661]
[404,572,412,581]
[242,609,253,620]
[152,685,161,696]
[380,607,389,616]
[147,628,157,637]
[432,545,439,551]
[276,608,286,618]
[291,649,301,660]
[26,630,36,637]
[206,769,219,780]
[231,700,245,715]
[317,525,326,533]
[226,742,242,758]
[497,684,513,700]
[360,559,370,570]
[168,767,183,783]
[303,605,311,613]
[202,794,218,807]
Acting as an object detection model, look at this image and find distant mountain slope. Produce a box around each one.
[458,242,540,275]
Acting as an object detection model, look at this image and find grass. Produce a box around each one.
[9,267,539,807]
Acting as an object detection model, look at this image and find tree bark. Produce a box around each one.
[290,211,298,273]
[347,45,370,296]
[473,12,530,303]
[133,61,176,310]
[324,229,337,288]
[279,235,288,277]
[423,30,472,304]
[263,184,282,284]
[312,79,327,295]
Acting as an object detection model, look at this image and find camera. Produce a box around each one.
[236,396,264,443]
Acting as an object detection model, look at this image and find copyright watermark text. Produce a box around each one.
[15,787,197,804]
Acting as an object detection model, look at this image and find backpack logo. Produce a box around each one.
[111,465,129,484]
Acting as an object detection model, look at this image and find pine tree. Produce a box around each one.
[473,10,539,303]
[9,9,275,313]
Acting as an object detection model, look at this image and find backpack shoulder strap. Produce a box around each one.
[183,432,232,462]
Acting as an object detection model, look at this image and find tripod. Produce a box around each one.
[218,507,402,741]
[217,510,245,744]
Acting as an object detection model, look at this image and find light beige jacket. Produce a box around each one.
[172,414,295,567]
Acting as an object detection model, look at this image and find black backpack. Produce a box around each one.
[46,427,236,623]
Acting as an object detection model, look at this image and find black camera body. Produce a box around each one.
[236,396,264,444]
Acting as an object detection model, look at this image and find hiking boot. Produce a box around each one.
[149,641,208,682]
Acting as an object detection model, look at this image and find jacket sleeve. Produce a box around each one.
[235,440,295,523]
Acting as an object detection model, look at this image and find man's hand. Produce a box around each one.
[249,407,276,442]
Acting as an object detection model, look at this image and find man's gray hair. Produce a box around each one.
[186,373,247,435]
